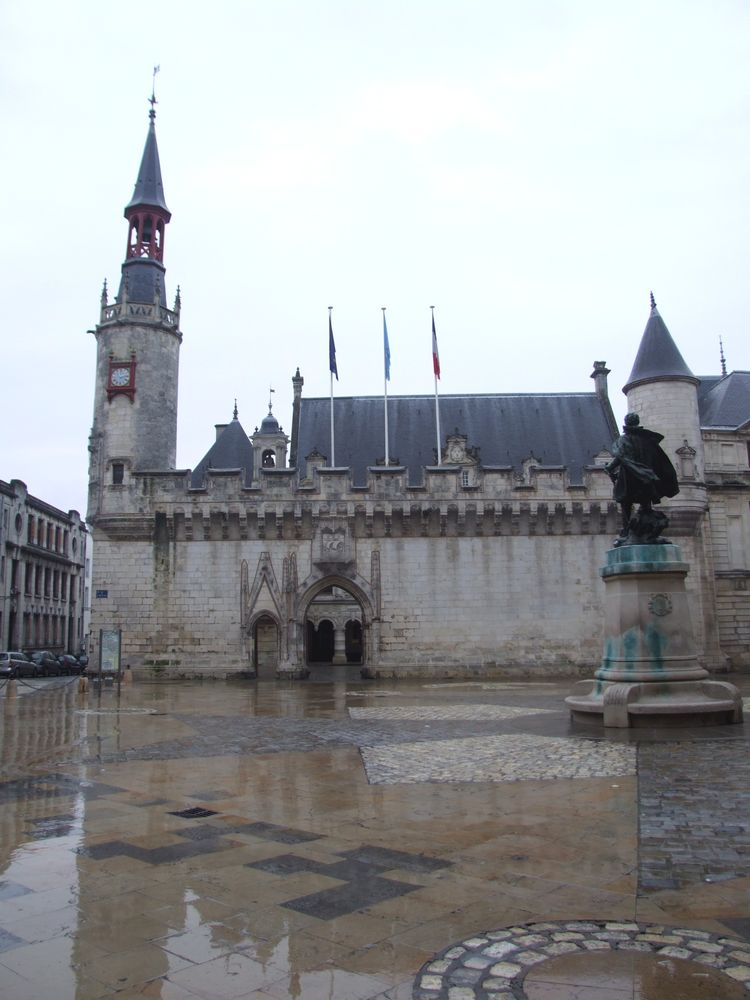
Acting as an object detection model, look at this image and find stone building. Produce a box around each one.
[86,110,750,679]
[0,479,87,655]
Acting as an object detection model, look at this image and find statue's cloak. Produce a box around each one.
[609,427,679,505]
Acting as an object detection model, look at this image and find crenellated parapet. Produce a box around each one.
[89,456,720,543]
[90,452,716,544]
[104,460,617,504]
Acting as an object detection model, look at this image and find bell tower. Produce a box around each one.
[87,93,182,522]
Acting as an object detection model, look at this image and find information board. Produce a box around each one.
[99,629,121,674]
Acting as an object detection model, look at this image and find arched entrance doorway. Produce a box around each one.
[305,585,363,667]
[307,619,334,662]
[252,614,279,677]
[345,620,363,664]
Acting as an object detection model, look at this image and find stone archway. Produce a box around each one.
[303,583,366,668]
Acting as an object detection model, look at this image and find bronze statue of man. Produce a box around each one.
[605,412,679,545]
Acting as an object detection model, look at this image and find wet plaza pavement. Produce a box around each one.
[1,672,749,999]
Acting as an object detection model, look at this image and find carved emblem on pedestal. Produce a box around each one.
[648,593,673,617]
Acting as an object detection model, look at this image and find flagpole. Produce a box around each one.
[382,307,389,468]
[328,306,336,466]
[431,307,442,465]
[330,370,335,466]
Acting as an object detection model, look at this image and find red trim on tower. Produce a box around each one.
[107,357,137,402]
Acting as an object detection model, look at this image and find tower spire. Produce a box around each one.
[118,87,171,307]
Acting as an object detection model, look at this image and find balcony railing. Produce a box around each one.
[100,302,179,328]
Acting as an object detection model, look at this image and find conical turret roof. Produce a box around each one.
[624,294,696,392]
[125,111,170,216]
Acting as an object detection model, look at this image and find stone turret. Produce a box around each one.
[252,399,289,470]
[623,294,704,491]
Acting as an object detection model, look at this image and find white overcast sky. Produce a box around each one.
[2,1,749,517]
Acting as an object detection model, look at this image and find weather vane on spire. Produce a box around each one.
[268,386,275,413]
[149,65,161,119]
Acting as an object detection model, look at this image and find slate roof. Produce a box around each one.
[624,300,696,390]
[191,417,254,488]
[697,371,750,429]
[295,393,616,486]
[118,260,167,307]
[125,113,170,215]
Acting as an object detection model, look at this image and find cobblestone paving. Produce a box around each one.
[349,706,555,721]
[360,733,636,784]
[638,738,750,891]
[413,921,750,998]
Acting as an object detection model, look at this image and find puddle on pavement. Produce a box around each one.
[524,950,749,999]
[0,676,748,998]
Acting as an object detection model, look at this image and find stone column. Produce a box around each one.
[331,623,347,665]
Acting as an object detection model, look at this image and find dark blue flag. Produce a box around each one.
[329,314,338,380]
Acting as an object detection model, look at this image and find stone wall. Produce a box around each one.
[88,462,723,679]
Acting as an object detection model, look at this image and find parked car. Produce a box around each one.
[0,652,19,679]
[1,651,39,678]
[58,654,83,676]
[30,651,62,676]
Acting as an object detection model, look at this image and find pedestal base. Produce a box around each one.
[566,678,743,728]
[567,543,743,728]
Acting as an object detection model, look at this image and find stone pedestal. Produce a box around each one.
[567,544,743,727]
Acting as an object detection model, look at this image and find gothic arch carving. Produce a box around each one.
[296,572,375,624]
[245,551,283,624]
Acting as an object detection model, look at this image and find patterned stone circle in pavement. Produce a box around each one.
[412,920,750,998]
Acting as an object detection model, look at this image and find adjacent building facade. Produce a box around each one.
[0,479,87,655]
[86,111,750,679]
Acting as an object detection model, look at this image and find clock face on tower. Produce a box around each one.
[111,367,131,387]
[107,359,136,401]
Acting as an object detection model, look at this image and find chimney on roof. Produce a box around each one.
[591,361,618,439]
[591,361,610,401]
